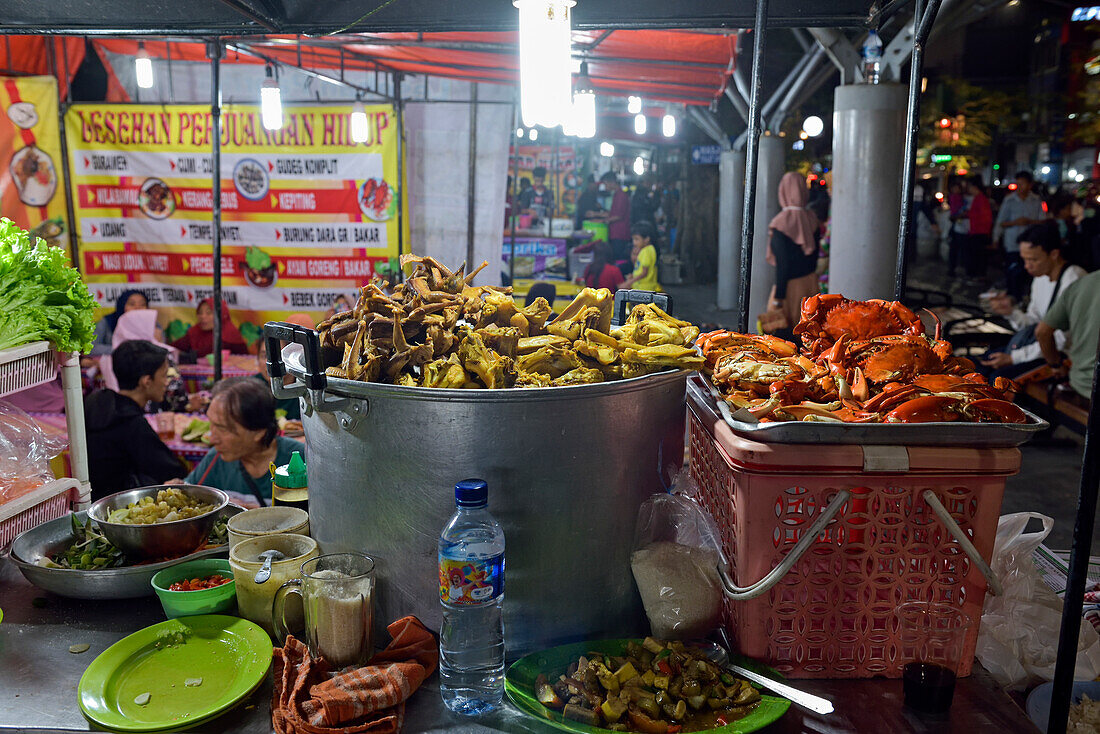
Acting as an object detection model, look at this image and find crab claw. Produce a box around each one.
[850,367,870,402]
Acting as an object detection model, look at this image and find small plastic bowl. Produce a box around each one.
[151,559,237,619]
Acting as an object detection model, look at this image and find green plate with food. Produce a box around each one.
[78,615,272,732]
[506,638,791,734]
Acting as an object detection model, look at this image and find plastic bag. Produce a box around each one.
[630,467,726,639]
[975,512,1100,691]
[0,400,67,505]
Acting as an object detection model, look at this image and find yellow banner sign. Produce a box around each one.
[0,75,68,251]
[66,102,400,347]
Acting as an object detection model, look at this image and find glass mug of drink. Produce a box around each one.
[899,602,972,714]
[273,553,376,669]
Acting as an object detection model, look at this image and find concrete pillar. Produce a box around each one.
[716,149,745,311]
[749,134,786,326]
[829,83,907,301]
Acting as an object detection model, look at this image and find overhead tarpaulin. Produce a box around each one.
[0,36,86,83]
[65,102,401,345]
[92,30,737,105]
[0,75,69,247]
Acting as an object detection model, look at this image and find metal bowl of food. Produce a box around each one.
[87,485,229,559]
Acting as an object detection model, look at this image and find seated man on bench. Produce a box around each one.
[1037,267,1100,410]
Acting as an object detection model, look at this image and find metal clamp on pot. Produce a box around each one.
[263,321,353,423]
[612,289,674,327]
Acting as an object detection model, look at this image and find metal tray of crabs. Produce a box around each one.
[694,295,1049,447]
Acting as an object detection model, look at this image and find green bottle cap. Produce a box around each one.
[273,451,308,489]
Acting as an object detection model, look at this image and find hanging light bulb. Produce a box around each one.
[261,65,283,131]
[516,127,525,138]
[662,113,676,138]
[569,61,597,139]
[633,156,645,176]
[600,141,615,157]
[529,128,539,141]
[627,96,642,114]
[350,99,369,143]
[135,42,154,89]
[514,0,575,128]
[634,113,647,136]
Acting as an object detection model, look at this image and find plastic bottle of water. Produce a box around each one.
[862,30,883,84]
[438,478,505,716]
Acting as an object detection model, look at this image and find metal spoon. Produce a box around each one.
[697,638,835,716]
[253,550,285,584]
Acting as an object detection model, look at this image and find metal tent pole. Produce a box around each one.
[894,0,942,299]
[466,83,479,269]
[208,39,223,382]
[1049,333,1100,733]
[395,72,405,270]
[736,0,769,334]
[48,38,81,272]
[508,104,520,289]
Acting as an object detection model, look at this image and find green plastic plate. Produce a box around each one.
[78,615,272,732]
[506,639,791,734]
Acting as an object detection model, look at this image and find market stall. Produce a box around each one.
[2,2,1100,734]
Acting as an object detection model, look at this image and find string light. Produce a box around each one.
[662,113,676,137]
[802,115,824,137]
[600,141,614,157]
[627,96,642,114]
[350,100,369,143]
[135,42,154,89]
[633,156,645,176]
[261,65,283,131]
[634,114,647,135]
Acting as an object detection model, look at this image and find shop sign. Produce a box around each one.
[690,145,723,165]
[65,103,402,346]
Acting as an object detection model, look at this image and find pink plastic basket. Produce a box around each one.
[0,479,82,549]
[687,392,1019,679]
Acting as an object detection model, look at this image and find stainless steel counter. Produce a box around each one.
[0,557,555,734]
[0,557,1038,733]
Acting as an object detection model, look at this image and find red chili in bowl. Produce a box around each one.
[169,574,231,592]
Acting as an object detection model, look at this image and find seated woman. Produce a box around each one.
[578,241,624,292]
[90,289,148,356]
[184,377,304,505]
[171,298,248,358]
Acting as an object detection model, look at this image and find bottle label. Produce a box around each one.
[439,553,504,605]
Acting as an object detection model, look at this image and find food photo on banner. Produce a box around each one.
[65,103,402,348]
[0,75,68,250]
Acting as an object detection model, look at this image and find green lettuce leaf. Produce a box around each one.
[0,218,96,353]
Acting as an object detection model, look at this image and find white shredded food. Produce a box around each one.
[1069,695,1100,734]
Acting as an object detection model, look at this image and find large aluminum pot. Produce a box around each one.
[268,326,687,656]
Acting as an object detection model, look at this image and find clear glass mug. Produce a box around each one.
[272,553,376,669]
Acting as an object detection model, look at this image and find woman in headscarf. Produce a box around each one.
[171,298,248,358]
[99,309,178,393]
[766,172,822,328]
[90,289,148,356]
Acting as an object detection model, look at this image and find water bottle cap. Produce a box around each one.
[454,478,488,507]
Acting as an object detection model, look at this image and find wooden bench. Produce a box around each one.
[1016,365,1090,435]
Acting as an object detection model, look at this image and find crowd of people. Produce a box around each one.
[79,295,312,506]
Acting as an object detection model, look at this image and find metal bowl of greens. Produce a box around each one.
[8,505,241,599]
[87,485,229,559]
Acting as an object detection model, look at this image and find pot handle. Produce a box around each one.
[612,290,675,327]
[264,321,326,395]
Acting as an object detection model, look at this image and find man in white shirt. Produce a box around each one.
[993,171,1046,299]
[981,222,1085,379]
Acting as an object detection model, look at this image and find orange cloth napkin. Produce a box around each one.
[272,616,439,734]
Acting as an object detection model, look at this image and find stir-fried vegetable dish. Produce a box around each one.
[106,488,216,524]
[535,638,761,733]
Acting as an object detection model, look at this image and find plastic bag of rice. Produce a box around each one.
[1069,695,1100,734]
[630,483,726,639]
